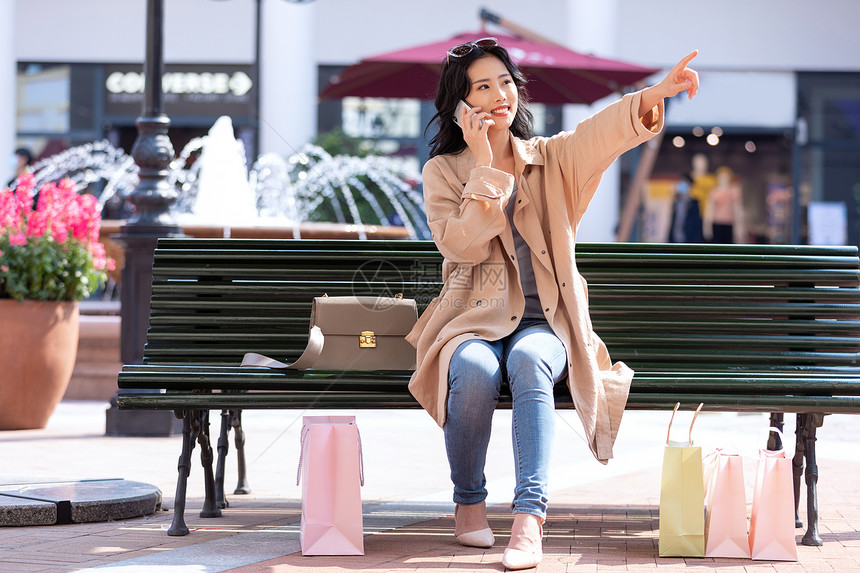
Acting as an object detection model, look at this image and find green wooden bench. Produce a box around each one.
[117,237,860,541]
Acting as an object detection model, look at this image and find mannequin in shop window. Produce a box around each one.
[704,166,746,243]
[669,176,704,243]
[687,152,716,214]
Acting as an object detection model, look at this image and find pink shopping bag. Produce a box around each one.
[704,450,750,558]
[748,436,798,561]
[298,415,365,555]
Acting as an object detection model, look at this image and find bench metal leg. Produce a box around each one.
[214,408,251,508]
[232,409,251,495]
[215,410,232,509]
[168,410,198,536]
[792,416,806,528]
[776,412,825,545]
[198,410,222,519]
[800,413,825,546]
[768,412,784,450]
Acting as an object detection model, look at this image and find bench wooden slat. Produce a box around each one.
[152,237,855,254]
[611,348,859,365]
[116,390,860,414]
[151,237,858,258]
[118,365,860,395]
[589,285,860,301]
[593,320,860,336]
[581,269,859,286]
[149,265,858,285]
[144,317,860,338]
[602,333,860,349]
[141,333,860,353]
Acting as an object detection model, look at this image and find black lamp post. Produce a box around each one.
[106,0,315,435]
[105,0,184,436]
[126,0,180,230]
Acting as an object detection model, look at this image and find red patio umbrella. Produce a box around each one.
[320,32,660,105]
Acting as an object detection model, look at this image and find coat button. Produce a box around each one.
[511,255,515,260]
[562,282,566,287]
[476,300,482,306]
[541,250,546,254]
[518,199,522,203]
[545,308,549,312]
[511,316,517,321]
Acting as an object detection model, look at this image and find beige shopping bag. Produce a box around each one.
[658,402,705,558]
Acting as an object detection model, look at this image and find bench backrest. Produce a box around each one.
[144,238,860,373]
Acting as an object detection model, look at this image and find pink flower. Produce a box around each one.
[0,191,21,229]
[9,233,28,246]
[2,176,114,301]
[26,210,48,238]
[51,221,69,244]
[15,172,35,193]
[90,241,109,270]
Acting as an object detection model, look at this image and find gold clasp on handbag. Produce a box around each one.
[359,330,377,348]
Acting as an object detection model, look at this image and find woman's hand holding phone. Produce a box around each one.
[454,100,494,167]
[453,100,484,129]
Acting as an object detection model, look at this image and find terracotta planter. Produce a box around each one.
[0,299,80,430]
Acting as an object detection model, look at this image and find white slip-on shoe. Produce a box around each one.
[456,527,496,548]
[502,513,543,570]
[454,503,495,548]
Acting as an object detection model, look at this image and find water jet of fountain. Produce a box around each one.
[174,116,258,228]
[26,117,429,240]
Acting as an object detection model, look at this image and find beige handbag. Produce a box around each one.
[242,295,418,370]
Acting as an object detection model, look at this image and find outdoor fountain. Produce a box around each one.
[25,117,429,403]
[28,115,429,241]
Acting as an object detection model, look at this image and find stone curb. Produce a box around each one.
[0,478,161,526]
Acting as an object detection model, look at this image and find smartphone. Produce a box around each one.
[453,100,484,129]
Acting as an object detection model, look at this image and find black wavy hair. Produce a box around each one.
[426,42,534,158]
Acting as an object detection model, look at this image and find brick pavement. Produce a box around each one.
[227,459,860,573]
[0,403,858,572]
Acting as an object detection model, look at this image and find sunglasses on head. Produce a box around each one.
[446,37,498,61]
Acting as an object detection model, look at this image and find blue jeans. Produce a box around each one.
[445,318,567,520]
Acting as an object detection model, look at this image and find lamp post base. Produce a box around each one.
[105,225,184,437]
[105,406,183,437]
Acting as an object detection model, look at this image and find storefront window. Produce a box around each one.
[17,64,70,133]
[797,73,860,246]
[647,130,793,245]
[342,97,420,139]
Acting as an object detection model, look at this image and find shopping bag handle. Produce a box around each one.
[665,402,704,446]
[765,425,785,455]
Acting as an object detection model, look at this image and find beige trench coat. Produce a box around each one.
[406,91,664,463]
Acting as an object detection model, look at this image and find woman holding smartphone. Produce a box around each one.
[406,38,698,569]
